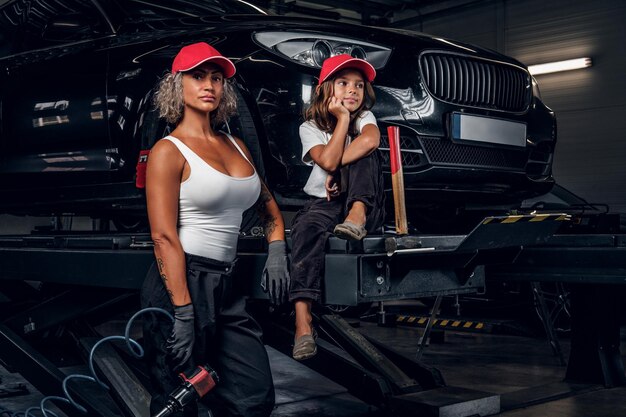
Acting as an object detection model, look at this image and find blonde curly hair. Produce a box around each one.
[153,71,237,126]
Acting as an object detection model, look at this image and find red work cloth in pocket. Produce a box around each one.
[135,150,150,188]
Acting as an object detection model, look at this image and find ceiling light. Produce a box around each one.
[528,58,592,75]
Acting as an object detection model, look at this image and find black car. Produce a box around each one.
[0,0,556,231]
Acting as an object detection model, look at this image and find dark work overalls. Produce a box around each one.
[289,151,386,302]
[141,253,275,417]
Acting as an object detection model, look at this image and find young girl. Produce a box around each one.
[289,54,385,360]
[141,42,288,416]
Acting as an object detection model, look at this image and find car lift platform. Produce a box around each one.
[2,213,624,416]
[489,233,626,388]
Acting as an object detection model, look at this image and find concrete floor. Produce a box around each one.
[358,321,626,416]
[1,308,625,417]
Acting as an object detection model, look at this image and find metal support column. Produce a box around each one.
[565,284,626,387]
[531,282,566,365]
[415,295,442,360]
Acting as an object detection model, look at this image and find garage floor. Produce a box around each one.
[1,302,625,417]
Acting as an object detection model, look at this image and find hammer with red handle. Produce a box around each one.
[386,126,421,254]
[388,125,408,235]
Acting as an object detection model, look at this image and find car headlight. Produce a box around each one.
[254,31,392,69]
[311,40,332,66]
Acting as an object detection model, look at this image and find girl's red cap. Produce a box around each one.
[171,42,236,78]
[318,54,376,85]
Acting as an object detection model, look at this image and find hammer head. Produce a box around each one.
[385,235,422,255]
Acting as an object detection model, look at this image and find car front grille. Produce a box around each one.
[420,53,530,112]
[379,134,423,169]
[420,137,527,171]
[379,129,528,172]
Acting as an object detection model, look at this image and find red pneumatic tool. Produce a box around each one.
[153,365,219,417]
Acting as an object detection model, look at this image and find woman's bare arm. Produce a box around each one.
[146,140,190,306]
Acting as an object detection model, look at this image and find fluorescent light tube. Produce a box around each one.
[528,58,592,75]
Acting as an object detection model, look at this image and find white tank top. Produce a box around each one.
[163,134,261,262]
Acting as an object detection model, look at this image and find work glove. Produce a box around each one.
[166,303,195,369]
[261,240,291,305]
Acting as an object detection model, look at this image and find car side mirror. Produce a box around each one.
[42,14,96,42]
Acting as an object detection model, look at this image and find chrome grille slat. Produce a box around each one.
[451,58,458,101]
[496,65,504,108]
[505,71,513,107]
[486,63,492,104]
[471,60,479,105]
[441,56,450,97]
[479,62,487,104]
[436,55,444,97]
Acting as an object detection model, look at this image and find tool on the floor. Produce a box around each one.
[154,364,219,417]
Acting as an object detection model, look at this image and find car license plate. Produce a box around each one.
[451,113,526,147]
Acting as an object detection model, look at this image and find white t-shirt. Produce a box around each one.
[300,110,377,198]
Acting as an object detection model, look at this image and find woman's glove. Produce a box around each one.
[166,303,195,368]
[261,240,290,305]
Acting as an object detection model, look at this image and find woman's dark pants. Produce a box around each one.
[289,151,385,302]
[141,253,275,417]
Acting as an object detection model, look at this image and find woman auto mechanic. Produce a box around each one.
[140,42,289,417]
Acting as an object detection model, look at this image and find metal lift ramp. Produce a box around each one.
[321,213,569,306]
[0,213,567,417]
[489,233,626,389]
[253,213,568,417]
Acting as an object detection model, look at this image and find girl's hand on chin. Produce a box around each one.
[328,96,350,118]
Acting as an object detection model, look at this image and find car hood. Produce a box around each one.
[118,14,526,68]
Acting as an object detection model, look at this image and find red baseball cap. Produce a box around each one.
[171,42,236,78]
[318,54,376,85]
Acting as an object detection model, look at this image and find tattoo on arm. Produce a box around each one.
[262,214,277,237]
[255,182,277,237]
[156,258,167,282]
[157,257,174,301]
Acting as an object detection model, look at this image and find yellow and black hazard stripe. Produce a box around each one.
[396,315,492,332]
[482,213,570,225]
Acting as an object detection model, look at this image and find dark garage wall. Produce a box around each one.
[402,0,626,212]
